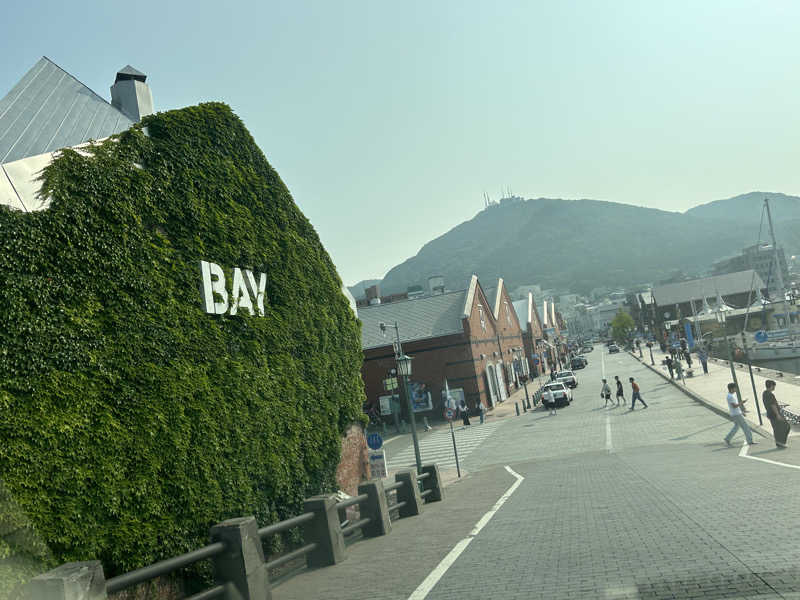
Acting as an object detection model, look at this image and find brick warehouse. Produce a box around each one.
[359,276,527,422]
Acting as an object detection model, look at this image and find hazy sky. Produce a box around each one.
[3,1,800,284]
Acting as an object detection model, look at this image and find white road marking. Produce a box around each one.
[382,435,402,445]
[407,465,524,600]
[739,442,800,470]
[605,412,613,453]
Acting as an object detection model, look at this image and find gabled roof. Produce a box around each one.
[652,270,765,306]
[0,57,134,164]
[359,289,468,350]
[512,298,529,327]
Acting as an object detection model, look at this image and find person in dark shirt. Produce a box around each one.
[614,375,625,404]
[762,380,789,448]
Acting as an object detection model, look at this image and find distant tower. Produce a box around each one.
[110,65,154,122]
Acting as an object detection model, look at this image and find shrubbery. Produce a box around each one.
[0,103,364,577]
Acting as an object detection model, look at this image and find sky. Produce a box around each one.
[3,1,800,285]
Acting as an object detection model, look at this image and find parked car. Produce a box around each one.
[608,343,620,353]
[581,345,593,353]
[540,382,572,407]
[571,356,588,369]
[556,370,578,388]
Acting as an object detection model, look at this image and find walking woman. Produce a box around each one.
[762,380,790,448]
[459,399,471,427]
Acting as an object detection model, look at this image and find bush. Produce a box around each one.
[0,103,365,577]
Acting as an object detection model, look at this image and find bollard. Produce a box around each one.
[357,479,391,537]
[394,469,424,518]
[210,517,269,600]
[303,495,346,568]
[25,562,106,600]
[420,464,444,502]
[522,400,527,413]
[515,402,520,416]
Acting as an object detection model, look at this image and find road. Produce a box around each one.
[275,348,800,600]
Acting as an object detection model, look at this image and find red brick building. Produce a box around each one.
[513,292,552,377]
[359,276,526,422]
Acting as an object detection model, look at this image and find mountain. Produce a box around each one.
[377,193,800,296]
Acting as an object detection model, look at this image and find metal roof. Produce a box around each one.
[652,270,765,306]
[358,290,468,350]
[0,57,134,164]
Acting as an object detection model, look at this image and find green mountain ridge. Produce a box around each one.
[375,193,800,296]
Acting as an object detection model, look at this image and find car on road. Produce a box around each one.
[581,345,593,353]
[571,356,588,369]
[556,370,578,388]
[540,382,572,407]
[608,343,620,353]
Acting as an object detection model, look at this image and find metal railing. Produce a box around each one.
[26,463,445,600]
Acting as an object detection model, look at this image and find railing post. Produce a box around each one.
[209,517,269,600]
[421,464,444,502]
[303,495,346,568]
[357,479,391,538]
[394,469,423,518]
[25,562,106,600]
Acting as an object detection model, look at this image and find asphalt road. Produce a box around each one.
[275,348,800,600]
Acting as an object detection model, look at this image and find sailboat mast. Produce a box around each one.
[765,198,786,298]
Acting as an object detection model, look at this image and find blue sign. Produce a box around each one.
[367,433,383,450]
[755,330,769,343]
[684,322,695,348]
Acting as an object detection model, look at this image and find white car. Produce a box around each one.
[540,382,572,407]
[556,370,578,388]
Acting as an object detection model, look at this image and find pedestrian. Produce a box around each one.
[543,386,556,416]
[674,359,684,382]
[762,380,789,448]
[697,347,709,374]
[665,355,674,379]
[600,378,614,407]
[723,383,757,446]
[628,377,648,409]
[614,375,625,405]
[476,399,486,425]
[685,351,693,369]
[459,398,471,427]
[550,368,557,382]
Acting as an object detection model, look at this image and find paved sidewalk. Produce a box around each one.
[633,347,800,439]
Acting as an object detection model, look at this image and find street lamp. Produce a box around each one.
[396,353,423,474]
[716,308,744,411]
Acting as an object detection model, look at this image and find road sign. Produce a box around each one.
[445,407,455,421]
[368,450,387,478]
[755,330,769,343]
[367,433,383,450]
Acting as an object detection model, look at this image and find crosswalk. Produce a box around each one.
[386,421,504,472]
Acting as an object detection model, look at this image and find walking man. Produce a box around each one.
[697,347,709,375]
[724,383,757,446]
[674,359,684,383]
[601,378,614,407]
[629,377,648,409]
[614,375,625,405]
[476,399,486,425]
[543,386,556,416]
[665,355,675,379]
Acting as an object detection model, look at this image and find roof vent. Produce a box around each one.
[111,65,153,122]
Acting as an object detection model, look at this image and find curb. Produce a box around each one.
[630,352,771,438]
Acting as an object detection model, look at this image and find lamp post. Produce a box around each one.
[740,331,763,425]
[716,309,743,409]
[396,353,423,474]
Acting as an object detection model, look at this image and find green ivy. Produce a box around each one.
[0,103,365,577]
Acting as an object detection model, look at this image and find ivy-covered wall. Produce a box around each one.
[0,103,365,576]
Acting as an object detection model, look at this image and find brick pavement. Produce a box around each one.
[272,349,800,599]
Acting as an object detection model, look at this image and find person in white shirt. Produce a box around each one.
[600,379,614,407]
[543,387,556,416]
[724,382,757,446]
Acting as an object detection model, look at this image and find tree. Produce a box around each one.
[611,310,636,345]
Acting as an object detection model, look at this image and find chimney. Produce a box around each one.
[366,284,381,305]
[111,65,154,122]
[428,275,445,295]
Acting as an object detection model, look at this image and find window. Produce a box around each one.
[504,301,512,326]
[478,305,486,331]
